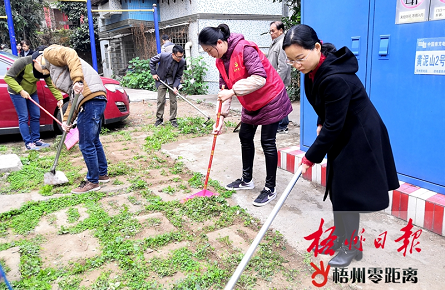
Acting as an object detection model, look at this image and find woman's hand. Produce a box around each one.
[20,90,30,99]
[299,155,314,174]
[212,115,225,135]
[57,100,63,109]
[317,124,323,136]
[300,163,310,174]
[217,89,235,102]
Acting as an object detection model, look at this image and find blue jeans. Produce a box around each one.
[77,98,108,184]
[10,92,41,145]
[277,115,289,131]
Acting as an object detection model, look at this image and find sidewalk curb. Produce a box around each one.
[278,146,445,237]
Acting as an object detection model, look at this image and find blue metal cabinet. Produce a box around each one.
[301,0,445,193]
[370,0,445,193]
[300,0,372,156]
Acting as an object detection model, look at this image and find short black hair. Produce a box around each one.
[21,39,31,47]
[270,21,285,32]
[161,34,170,41]
[172,45,184,54]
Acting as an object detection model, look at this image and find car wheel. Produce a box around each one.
[54,102,69,135]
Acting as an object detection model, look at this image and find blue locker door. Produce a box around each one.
[370,0,445,193]
[301,1,371,150]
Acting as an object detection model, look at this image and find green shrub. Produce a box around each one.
[287,68,300,102]
[120,57,156,91]
[182,56,208,95]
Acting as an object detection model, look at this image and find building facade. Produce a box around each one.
[94,0,284,93]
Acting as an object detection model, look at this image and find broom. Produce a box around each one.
[181,98,223,203]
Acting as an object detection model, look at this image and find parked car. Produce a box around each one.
[0,51,130,135]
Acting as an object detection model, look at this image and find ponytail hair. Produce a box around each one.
[283,24,336,56]
[198,24,231,46]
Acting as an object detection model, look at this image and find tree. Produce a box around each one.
[273,0,301,29]
[0,0,46,48]
[55,1,100,53]
[272,0,301,101]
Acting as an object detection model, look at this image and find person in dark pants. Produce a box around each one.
[34,44,110,193]
[149,45,186,127]
[283,24,399,267]
[198,24,292,207]
[4,46,63,150]
[267,21,291,134]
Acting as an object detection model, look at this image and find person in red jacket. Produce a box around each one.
[198,24,292,207]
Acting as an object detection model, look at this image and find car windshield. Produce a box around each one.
[0,51,19,60]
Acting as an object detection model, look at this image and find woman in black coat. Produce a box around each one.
[283,24,399,267]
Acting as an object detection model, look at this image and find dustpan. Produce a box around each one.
[64,127,79,150]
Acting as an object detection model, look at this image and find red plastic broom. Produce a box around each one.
[181,99,223,203]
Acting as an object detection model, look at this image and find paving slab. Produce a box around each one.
[0,154,22,173]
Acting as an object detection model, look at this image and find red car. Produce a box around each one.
[0,51,130,135]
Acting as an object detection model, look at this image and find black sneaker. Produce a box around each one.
[277,128,289,134]
[170,120,178,127]
[253,187,277,207]
[154,119,163,127]
[225,178,254,190]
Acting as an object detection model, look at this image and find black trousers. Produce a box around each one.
[239,121,279,189]
[333,211,360,245]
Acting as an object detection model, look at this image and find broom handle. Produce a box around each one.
[50,93,80,173]
[28,96,63,126]
[203,86,224,190]
[225,166,303,289]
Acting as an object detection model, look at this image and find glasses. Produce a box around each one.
[173,54,184,59]
[286,49,314,65]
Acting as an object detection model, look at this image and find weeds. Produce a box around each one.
[0,102,309,289]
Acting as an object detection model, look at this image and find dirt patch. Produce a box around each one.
[207,225,257,258]
[0,230,24,244]
[133,212,177,240]
[41,230,101,268]
[34,205,89,235]
[99,193,147,216]
[144,241,189,260]
[0,247,21,281]
[78,262,122,288]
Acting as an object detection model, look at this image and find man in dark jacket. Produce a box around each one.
[149,45,186,127]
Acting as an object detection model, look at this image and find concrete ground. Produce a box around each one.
[124,88,445,289]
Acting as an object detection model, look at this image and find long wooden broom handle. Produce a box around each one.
[203,86,224,190]
[28,97,63,126]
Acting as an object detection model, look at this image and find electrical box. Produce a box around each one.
[301,0,445,194]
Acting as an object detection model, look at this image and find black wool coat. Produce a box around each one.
[304,47,399,212]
